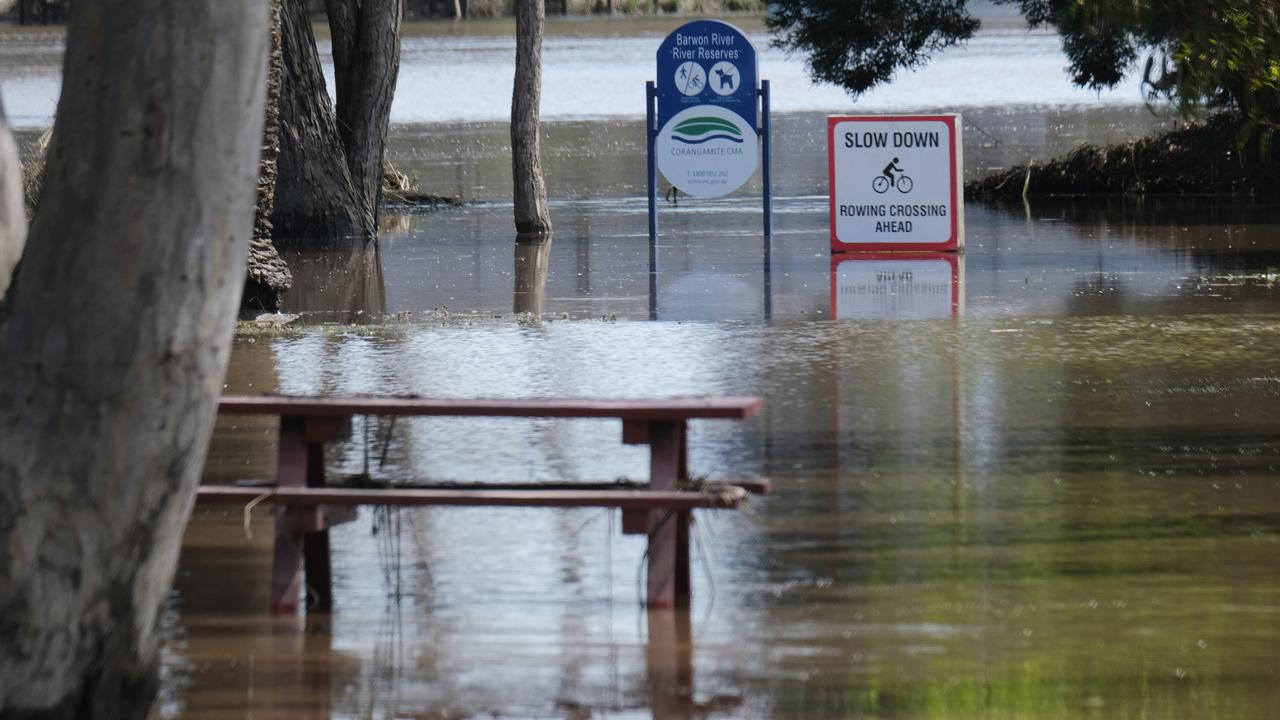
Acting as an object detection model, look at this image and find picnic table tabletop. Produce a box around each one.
[218,394,762,420]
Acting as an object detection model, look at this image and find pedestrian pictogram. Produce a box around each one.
[674,62,706,96]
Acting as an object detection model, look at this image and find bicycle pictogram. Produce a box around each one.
[873,157,913,193]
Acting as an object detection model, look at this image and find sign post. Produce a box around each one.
[828,115,964,253]
[647,21,771,243]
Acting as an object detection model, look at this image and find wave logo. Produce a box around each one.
[670,116,744,145]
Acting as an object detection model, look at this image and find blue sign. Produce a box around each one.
[654,21,760,198]
[656,20,758,130]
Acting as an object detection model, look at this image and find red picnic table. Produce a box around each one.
[201,395,769,613]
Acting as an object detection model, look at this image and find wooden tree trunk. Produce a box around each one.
[246,0,295,311]
[325,0,403,229]
[272,0,373,243]
[0,0,268,716]
[0,96,25,300]
[512,0,552,235]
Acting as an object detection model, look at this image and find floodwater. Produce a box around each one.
[193,190,1280,719]
[0,13,1149,129]
[7,14,1280,720]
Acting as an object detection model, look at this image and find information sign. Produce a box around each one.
[655,21,758,198]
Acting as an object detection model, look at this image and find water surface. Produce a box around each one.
[189,183,1280,719]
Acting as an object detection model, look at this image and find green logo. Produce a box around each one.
[671,116,743,145]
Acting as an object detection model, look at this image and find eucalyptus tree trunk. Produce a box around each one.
[0,0,268,717]
[326,0,403,229]
[512,0,552,235]
[246,0,295,311]
[272,0,373,242]
[272,0,402,244]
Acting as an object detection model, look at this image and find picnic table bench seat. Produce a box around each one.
[204,394,767,614]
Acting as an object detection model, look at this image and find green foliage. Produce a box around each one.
[1006,2,1279,126]
[765,0,978,94]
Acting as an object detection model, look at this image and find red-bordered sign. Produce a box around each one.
[828,115,964,254]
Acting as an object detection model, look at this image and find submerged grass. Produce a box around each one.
[234,308,615,339]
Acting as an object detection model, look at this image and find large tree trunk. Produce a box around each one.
[0,96,25,300]
[0,0,268,716]
[326,0,403,229]
[272,0,373,242]
[512,0,552,235]
[245,0,295,311]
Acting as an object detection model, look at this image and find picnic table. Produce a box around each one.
[200,395,768,613]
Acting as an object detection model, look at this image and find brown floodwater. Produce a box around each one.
[181,111,1280,717]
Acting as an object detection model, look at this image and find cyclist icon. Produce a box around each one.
[872,157,913,194]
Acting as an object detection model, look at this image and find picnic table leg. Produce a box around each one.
[676,510,691,603]
[647,420,691,609]
[303,434,332,611]
[271,416,339,614]
[271,416,307,614]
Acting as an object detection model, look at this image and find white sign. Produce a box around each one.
[657,105,758,198]
[828,115,963,252]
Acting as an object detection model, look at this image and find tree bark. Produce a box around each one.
[325,0,403,229]
[0,0,268,716]
[0,97,25,300]
[245,0,295,311]
[511,0,552,235]
[272,0,373,243]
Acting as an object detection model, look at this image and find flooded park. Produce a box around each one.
[5,9,1280,719]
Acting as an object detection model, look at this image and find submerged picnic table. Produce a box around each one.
[200,395,768,613]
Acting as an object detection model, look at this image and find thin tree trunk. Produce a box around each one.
[512,0,551,235]
[325,0,403,228]
[246,0,294,311]
[0,0,268,716]
[0,96,25,300]
[273,0,373,242]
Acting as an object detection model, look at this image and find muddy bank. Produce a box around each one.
[967,114,1279,199]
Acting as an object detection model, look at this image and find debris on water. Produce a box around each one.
[252,312,298,327]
